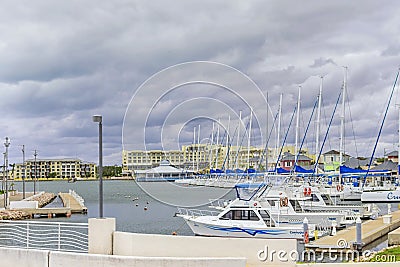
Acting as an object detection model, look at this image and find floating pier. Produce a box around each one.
[306,209,400,251]
[13,207,72,218]
[7,190,87,218]
[59,190,87,214]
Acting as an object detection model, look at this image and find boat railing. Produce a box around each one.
[208,199,231,209]
[177,208,219,217]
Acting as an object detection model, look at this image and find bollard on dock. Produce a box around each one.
[353,217,363,251]
[331,221,337,236]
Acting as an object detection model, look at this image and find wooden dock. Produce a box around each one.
[17,207,72,218]
[59,191,87,214]
[306,209,400,251]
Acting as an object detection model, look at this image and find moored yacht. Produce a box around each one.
[177,199,323,239]
[177,183,335,239]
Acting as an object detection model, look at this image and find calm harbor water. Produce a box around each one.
[11,180,235,236]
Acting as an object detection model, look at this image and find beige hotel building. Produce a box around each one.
[11,158,96,180]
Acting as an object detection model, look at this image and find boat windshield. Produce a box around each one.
[220,210,259,221]
[235,183,267,200]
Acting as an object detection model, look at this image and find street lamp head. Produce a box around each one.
[92,115,102,123]
[4,137,10,147]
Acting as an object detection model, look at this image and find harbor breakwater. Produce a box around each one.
[28,192,56,208]
[0,210,30,220]
[0,192,57,220]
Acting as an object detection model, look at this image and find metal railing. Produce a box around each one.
[177,208,219,217]
[0,220,88,253]
[208,199,231,209]
[69,190,85,207]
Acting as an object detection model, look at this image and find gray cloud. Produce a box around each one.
[1,0,400,165]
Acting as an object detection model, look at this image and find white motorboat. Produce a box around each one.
[289,185,376,219]
[177,183,336,239]
[361,187,400,202]
[177,200,322,239]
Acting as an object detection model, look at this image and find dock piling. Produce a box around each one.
[303,217,309,244]
[354,217,362,250]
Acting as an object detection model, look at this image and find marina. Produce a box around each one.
[0,175,400,266]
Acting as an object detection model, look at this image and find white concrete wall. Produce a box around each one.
[297,263,399,267]
[113,232,297,266]
[49,252,245,267]
[10,200,38,209]
[0,247,48,267]
[88,217,115,255]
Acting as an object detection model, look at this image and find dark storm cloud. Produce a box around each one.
[0,0,400,165]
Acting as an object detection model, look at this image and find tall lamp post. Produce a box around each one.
[92,115,103,218]
[33,150,37,195]
[22,145,26,199]
[4,137,10,209]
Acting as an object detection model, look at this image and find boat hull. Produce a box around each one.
[182,216,306,239]
[361,190,400,202]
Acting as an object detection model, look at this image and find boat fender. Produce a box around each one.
[303,187,308,197]
[280,197,289,207]
[336,185,343,192]
[307,188,312,196]
[304,230,309,244]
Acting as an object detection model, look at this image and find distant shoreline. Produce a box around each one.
[10,177,135,182]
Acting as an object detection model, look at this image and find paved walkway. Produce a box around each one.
[307,209,400,250]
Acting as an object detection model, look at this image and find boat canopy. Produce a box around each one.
[246,168,256,173]
[340,165,389,174]
[294,165,314,173]
[276,167,290,174]
[210,169,224,174]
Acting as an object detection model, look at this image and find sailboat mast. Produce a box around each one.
[315,76,323,174]
[276,94,283,167]
[247,108,253,169]
[210,122,215,170]
[339,67,347,181]
[266,93,269,172]
[215,119,220,169]
[398,106,400,180]
[197,124,200,171]
[295,86,301,165]
[226,115,230,169]
[193,126,196,171]
[275,94,282,168]
[236,111,242,170]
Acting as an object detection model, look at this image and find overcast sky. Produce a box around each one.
[1,0,400,166]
